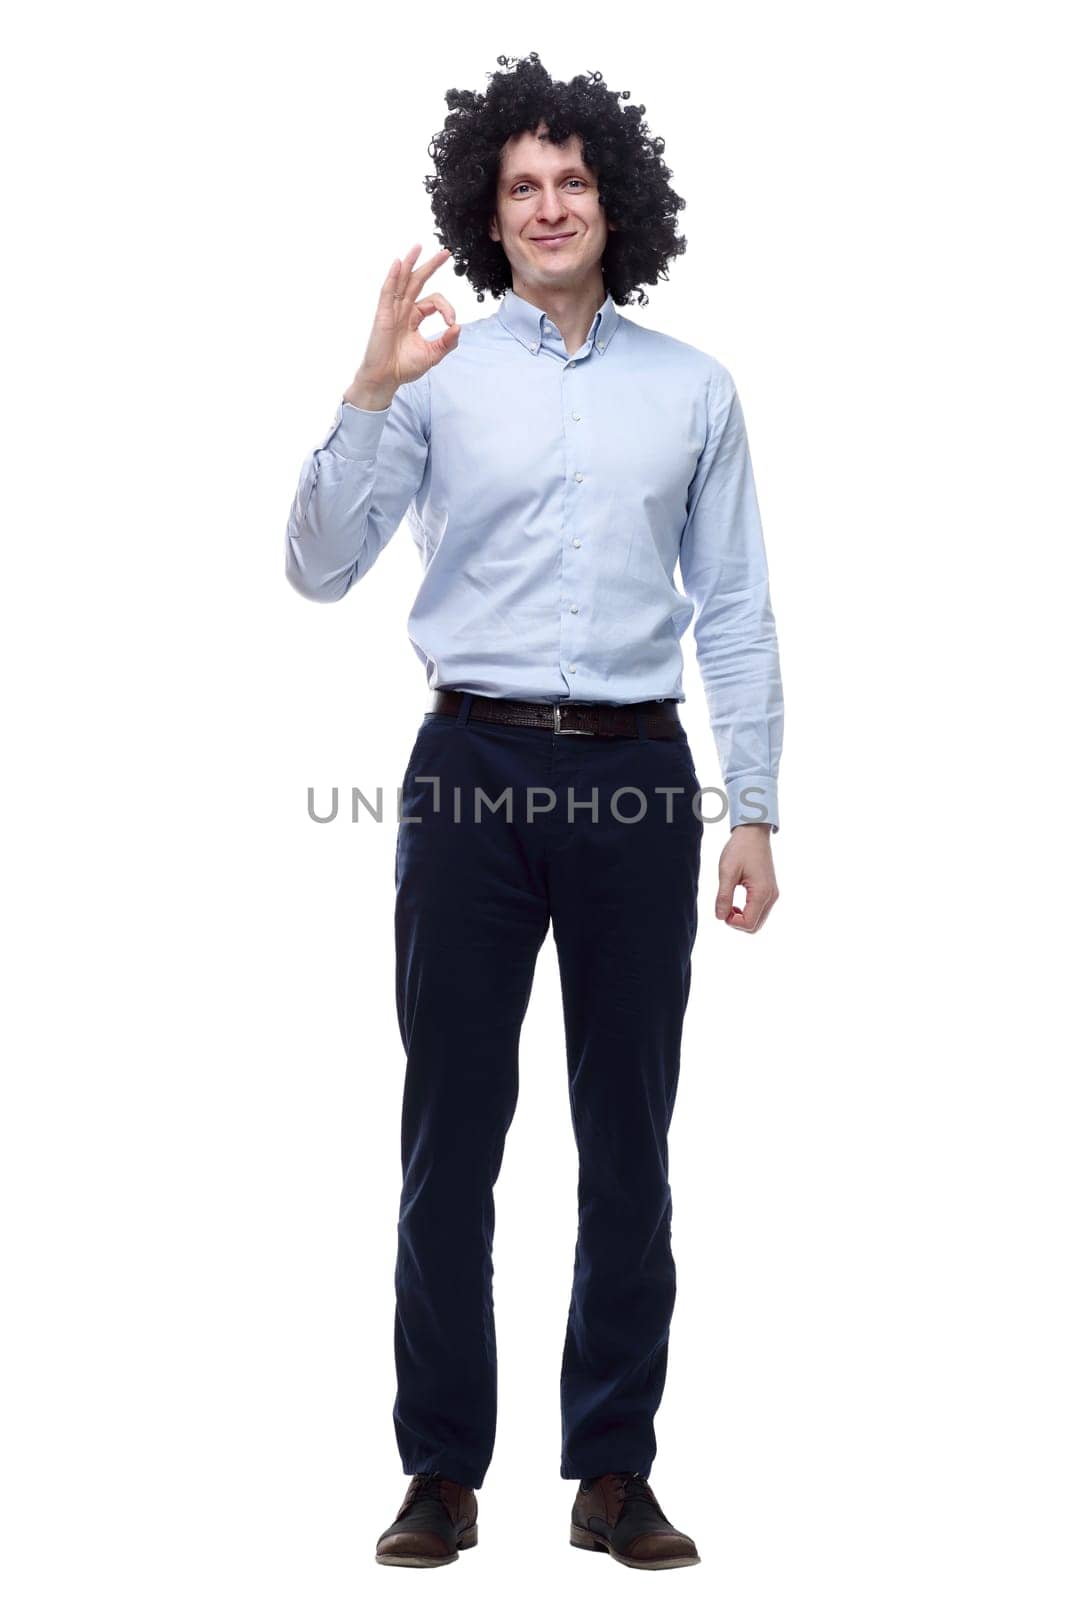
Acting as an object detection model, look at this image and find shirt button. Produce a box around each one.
[565,361,574,368]
[572,538,581,548]
[568,663,577,672]
[528,342,537,352]
[571,411,581,420]
[569,604,579,614]
[574,472,583,482]
[596,340,605,351]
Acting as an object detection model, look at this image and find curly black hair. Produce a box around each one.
[423,52,687,309]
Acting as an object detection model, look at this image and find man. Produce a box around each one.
[286,53,783,1571]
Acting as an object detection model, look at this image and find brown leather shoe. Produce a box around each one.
[570,1471,700,1569]
[375,1471,479,1567]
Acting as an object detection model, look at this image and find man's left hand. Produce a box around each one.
[715,823,779,934]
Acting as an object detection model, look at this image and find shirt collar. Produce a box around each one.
[497,286,620,358]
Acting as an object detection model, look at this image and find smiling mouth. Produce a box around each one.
[532,233,576,245]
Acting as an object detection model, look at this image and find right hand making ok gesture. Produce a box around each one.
[344,245,461,411]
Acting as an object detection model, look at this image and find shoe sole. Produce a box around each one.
[570,1522,700,1569]
[375,1526,478,1567]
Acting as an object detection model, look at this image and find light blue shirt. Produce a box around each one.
[286,287,784,830]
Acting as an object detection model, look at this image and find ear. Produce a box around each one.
[489,214,500,243]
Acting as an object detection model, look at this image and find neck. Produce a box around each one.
[509,275,605,357]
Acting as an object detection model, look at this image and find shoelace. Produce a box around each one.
[408,1471,446,1505]
[616,1472,661,1510]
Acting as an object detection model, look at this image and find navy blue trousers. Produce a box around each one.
[392,693,703,1489]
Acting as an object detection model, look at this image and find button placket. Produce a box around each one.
[560,355,586,686]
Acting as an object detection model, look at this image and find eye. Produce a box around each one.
[512,178,588,196]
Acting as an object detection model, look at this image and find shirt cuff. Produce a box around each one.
[328,399,392,461]
[726,776,779,833]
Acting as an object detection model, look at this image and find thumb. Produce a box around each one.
[425,322,462,366]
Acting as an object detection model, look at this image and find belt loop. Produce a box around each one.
[456,691,474,727]
[634,705,648,742]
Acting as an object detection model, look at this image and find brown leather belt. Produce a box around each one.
[429,689,683,740]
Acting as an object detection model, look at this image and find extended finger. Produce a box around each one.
[389,245,423,291]
[376,251,417,317]
[381,246,423,313]
[378,258,402,300]
[399,245,452,305]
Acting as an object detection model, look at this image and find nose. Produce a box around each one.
[537,191,570,227]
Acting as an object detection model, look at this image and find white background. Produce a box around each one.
[3,4,1064,1595]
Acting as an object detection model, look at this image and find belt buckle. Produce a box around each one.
[554,705,595,736]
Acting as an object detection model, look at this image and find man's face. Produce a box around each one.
[490,122,614,290]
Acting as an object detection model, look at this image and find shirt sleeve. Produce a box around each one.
[677,366,784,832]
[285,373,431,602]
